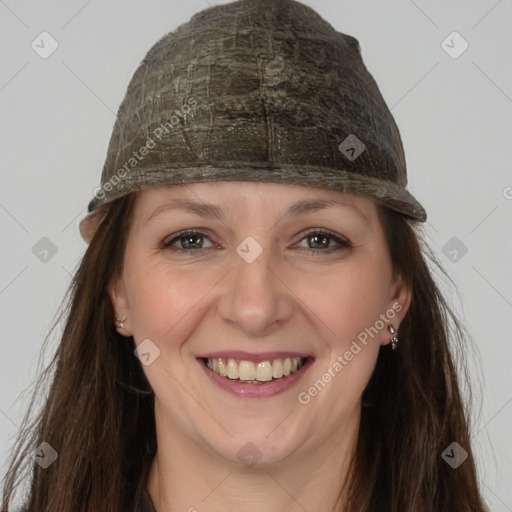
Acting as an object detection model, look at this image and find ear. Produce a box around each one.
[107,277,132,337]
[382,272,412,345]
[79,209,106,244]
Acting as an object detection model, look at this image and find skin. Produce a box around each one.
[105,181,412,512]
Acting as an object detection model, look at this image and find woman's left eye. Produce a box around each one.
[161,229,351,254]
[295,229,352,253]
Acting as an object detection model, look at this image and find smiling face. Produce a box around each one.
[108,181,411,468]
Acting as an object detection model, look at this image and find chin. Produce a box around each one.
[200,428,303,468]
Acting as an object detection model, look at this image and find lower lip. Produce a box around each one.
[197,358,314,398]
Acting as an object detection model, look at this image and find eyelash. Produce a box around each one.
[161,228,352,255]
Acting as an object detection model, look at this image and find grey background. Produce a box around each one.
[1,0,511,509]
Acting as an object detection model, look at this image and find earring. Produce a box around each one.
[115,317,127,329]
[388,324,399,350]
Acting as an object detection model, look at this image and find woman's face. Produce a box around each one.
[109,181,411,466]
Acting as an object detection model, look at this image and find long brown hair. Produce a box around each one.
[1,193,488,511]
[342,206,488,511]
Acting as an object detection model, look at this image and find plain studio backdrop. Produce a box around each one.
[0,0,511,509]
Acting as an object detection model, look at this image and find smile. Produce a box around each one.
[196,351,314,398]
[203,356,306,383]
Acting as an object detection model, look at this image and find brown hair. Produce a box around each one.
[1,193,488,511]
[342,206,488,511]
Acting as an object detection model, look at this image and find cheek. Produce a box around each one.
[295,260,392,347]
[321,261,391,407]
[123,259,217,342]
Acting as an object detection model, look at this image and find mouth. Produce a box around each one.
[200,356,307,383]
[196,352,314,398]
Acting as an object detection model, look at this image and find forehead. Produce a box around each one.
[133,181,379,218]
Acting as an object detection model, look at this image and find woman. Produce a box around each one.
[1,0,488,510]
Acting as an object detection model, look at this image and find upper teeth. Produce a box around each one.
[206,357,305,382]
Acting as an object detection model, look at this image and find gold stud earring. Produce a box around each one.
[388,324,399,350]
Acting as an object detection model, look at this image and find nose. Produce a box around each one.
[215,239,295,337]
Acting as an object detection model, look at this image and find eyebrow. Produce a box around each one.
[146,198,370,225]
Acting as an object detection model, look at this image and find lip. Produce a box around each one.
[197,355,315,399]
[196,350,311,363]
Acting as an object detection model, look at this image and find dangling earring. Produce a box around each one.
[388,324,399,350]
[115,317,127,329]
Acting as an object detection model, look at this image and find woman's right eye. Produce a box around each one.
[162,230,214,252]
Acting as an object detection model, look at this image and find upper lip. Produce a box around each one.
[196,350,312,363]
